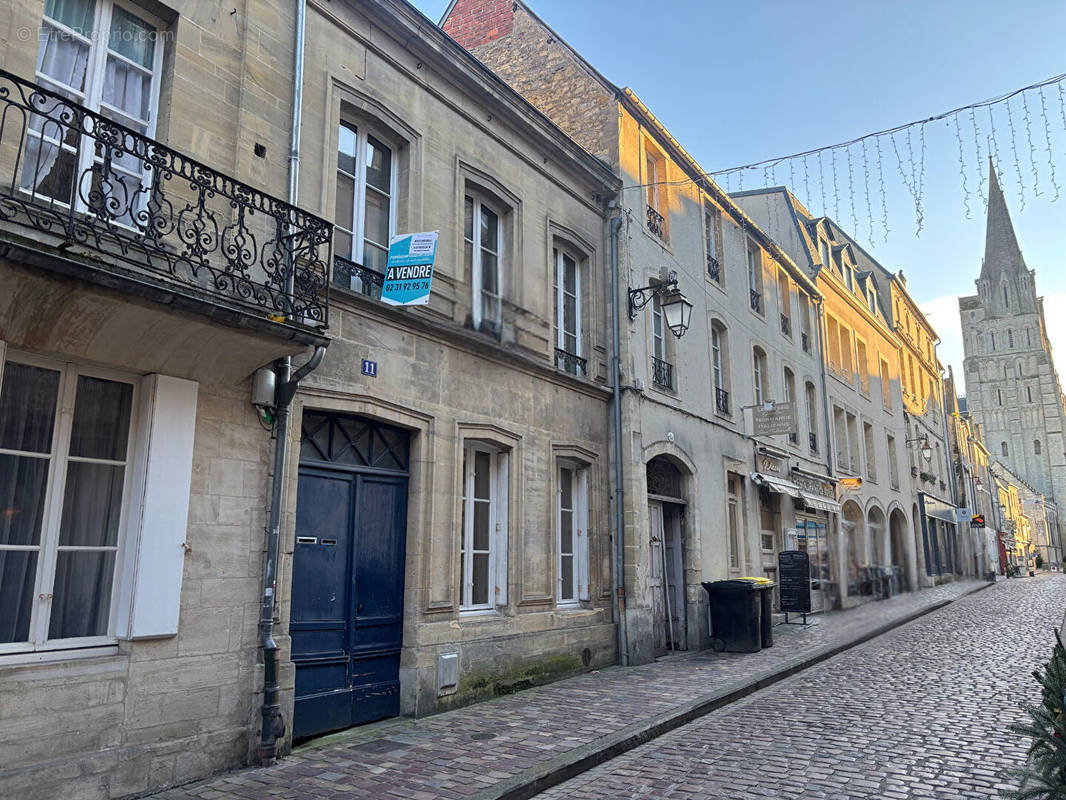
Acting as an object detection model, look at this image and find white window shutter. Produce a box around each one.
[121,374,199,638]
[494,451,509,607]
[577,470,590,601]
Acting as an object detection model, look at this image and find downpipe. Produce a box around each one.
[608,211,629,667]
[257,0,311,765]
[256,346,323,764]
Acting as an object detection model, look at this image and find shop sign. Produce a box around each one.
[838,477,863,493]
[778,550,812,614]
[382,231,439,306]
[790,471,836,499]
[757,454,784,474]
[753,401,797,437]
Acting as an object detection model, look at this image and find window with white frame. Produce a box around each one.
[465,193,503,334]
[460,443,508,610]
[753,347,768,405]
[783,367,797,443]
[711,321,729,414]
[704,203,721,280]
[727,473,742,571]
[0,354,135,650]
[553,246,582,373]
[334,119,394,280]
[27,0,164,219]
[556,463,589,604]
[747,240,763,313]
[805,381,818,451]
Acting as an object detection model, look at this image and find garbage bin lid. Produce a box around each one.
[703,579,761,591]
[739,576,773,584]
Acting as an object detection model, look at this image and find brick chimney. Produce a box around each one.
[441,0,516,49]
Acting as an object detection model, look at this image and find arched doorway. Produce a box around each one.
[867,505,887,564]
[889,508,910,592]
[841,500,864,598]
[646,457,688,655]
[912,503,923,580]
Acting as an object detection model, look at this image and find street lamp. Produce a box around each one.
[905,434,933,462]
[628,272,694,338]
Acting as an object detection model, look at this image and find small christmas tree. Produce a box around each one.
[1003,630,1066,799]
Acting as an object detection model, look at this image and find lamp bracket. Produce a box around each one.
[628,274,678,319]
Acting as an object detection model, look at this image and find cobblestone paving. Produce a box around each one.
[150,581,991,800]
[537,574,1066,800]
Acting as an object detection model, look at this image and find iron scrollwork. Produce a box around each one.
[0,68,331,325]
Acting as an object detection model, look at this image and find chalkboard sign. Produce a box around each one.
[778,550,812,613]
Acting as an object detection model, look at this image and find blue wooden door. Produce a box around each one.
[290,412,410,740]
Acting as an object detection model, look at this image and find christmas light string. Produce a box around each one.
[1005,97,1025,209]
[1021,91,1040,197]
[1039,87,1059,201]
[954,112,972,219]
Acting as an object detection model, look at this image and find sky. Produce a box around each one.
[411,0,1066,388]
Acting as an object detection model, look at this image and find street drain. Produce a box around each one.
[470,732,496,741]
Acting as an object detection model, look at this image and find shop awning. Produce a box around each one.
[752,473,802,498]
[799,492,841,514]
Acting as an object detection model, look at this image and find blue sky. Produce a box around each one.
[411,0,1066,381]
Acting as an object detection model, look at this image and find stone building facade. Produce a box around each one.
[732,189,922,603]
[960,162,1066,562]
[0,0,332,796]
[441,0,833,662]
[0,0,621,796]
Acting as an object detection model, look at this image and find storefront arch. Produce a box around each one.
[889,506,911,592]
[866,504,887,565]
[841,499,864,598]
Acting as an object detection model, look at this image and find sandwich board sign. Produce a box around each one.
[381,231,438,306]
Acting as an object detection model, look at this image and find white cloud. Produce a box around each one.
[919,293,1066,399]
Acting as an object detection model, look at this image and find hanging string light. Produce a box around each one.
[1038,86,1059,201]
[1021,91,1040,197]
[954,112,972,218]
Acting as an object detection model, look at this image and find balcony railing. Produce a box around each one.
[0,68,330,324]
[750,289,762,314]
[652,356,674,390]
[555,348,587,376]
[801,331,810,352]
[333,255,383,300]
[707,256,720,283]
[809,431,818,452]
[646,204,665,239]
[780,313,791,337]
[715,387,729,414]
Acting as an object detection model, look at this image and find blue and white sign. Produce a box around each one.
[361,359,378,377]
[381,231,438,306]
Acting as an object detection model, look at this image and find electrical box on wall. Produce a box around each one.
[437,652,459,696]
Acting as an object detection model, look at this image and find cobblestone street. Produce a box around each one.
[142,578,1066,800]
[538,574,1065,800]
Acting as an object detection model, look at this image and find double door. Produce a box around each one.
[290,412,410,740]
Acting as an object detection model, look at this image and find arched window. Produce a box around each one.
[1035,440,1042,455]
[1002,442,1009,457]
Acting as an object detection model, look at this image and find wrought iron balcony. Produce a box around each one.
[646,204,665,239]
[707,256,720,283]
[0,68,330,325]
[801,331,810,352]
[333,254,383,300]
[715,387,729,414]
[809,431,818,452]
[555,348,587,376]
[750,289,762,314]
[780,313,791,337]
[652,356,674,390]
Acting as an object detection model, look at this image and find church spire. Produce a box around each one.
[981,159,1027,280]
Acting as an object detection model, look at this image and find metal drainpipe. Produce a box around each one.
[813,298,834,479]
[256,0,310,765]
[608,211,629,667]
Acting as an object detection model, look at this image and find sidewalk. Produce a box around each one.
[151,579,991,800]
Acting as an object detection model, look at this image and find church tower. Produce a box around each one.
[960,161,1066,521]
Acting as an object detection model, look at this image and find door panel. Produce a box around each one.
[350,475,407,726]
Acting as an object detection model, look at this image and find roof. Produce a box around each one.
[981,159,1028,280]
